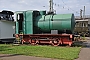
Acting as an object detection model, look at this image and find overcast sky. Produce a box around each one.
[0,0,90,16]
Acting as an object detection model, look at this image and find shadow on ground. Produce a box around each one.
[73,39,90,48]
[0,54,22,58]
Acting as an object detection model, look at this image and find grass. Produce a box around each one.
[0,44,81,60]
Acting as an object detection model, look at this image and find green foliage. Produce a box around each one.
[0,44,81,60]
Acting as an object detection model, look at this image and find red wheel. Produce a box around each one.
[31,40,36,45]
[52,40,60,46]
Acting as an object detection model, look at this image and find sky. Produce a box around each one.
[0,0,90,16]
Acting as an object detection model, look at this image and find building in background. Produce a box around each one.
[74,15,90,36]
[0,10,15,43]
